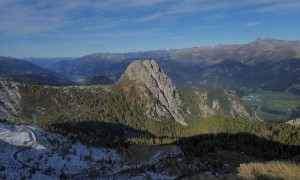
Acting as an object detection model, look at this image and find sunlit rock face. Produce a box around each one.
[119,60,186,125]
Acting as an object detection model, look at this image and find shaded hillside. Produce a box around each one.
[187,59,300,93]
[189,59,257,90]
[176,132,300,160]
[45,121,155,147]
[0,56,74,86]
[247,59,300,92]
[0,56,54,76]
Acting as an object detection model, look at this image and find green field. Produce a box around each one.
[242,89,300,122]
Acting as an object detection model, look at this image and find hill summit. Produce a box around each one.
[118,60,186,125]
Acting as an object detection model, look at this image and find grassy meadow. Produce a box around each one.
[242,89,300,122]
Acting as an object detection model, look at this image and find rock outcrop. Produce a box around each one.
[179,87,260,121]
[194,89,260,121]
[286,118,300,126]
[119,60,186,125]
[0,79,21,121]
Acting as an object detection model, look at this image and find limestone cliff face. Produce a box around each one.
[0,79,21,121]
[119,60,186,125]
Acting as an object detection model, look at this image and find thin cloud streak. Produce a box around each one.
[1,0,300,36]
[244,21,264,27]
[134,1,234,22]
[241,0,300,14]
[252,1,300,13]
[0,0,173,35]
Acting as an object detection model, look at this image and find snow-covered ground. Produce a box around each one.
[0,123,181,179]
[0,123,123,179]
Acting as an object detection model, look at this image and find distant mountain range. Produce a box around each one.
[36,38,300,94]
[189,58,300,95]
[170,38,300,64]
[0,56,54,76]
[1,38,300,93]
[22,57,76,69]
[0,56,75,85]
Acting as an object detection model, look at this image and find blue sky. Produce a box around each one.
[0,0,300,57]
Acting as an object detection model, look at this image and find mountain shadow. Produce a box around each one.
[45,121,155,148]
[175,132,300,162]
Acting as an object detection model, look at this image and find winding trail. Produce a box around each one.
[12,127,37,168]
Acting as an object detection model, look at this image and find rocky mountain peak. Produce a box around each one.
[119,60,186,125]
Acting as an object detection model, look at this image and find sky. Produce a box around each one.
[0,0,300,58]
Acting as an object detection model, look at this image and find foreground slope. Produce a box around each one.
[1,118,299,179]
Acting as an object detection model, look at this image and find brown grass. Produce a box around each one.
[238,161,300,180]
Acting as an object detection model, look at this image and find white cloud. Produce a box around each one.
[0,0,299,36]
[134,1,234,22]
[242,0,300,14]
[252,1,300,13]
[0,0,175,36]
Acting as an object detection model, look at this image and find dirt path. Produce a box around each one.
[12,127,36,168]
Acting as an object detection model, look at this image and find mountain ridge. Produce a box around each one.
[0,56,74,86]
[40,38,300,92]
[0,56,55,76]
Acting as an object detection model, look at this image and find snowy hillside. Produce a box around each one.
[0,123,122,179]
[0,123,183,179]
